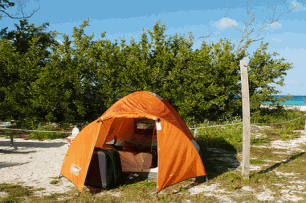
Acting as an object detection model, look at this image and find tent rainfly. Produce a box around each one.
[60,91,206,194]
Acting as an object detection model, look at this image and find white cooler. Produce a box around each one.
[67,127,80,147]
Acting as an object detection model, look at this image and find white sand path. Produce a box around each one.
[0,137,75,196]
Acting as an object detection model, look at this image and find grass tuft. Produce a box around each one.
[250,159,266,164]
[49,180,59,185]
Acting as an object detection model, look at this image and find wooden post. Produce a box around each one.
[240,61,251,180]
[305,116,306,133]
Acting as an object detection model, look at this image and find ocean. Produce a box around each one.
[265,95,306,106]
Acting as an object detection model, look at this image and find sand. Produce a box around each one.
[260,104,306,111]
[0,137,75,196]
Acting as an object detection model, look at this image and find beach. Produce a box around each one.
[260,105,306,112]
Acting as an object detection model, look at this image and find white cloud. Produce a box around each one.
[214,17,239,30]
[269,22,282,29]
[291,1,302,8]
[272,38,282,42]
[291,1,306,11]
[288,78,299,83]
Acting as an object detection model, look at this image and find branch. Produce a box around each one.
[224,0,301,53]
[0,1,40,19]
[194,32,211,43]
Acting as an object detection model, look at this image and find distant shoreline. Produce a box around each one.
[260,104,306,112]
[272,95,306,97]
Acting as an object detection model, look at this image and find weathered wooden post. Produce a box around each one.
[304,115,306,133]
[240,61,251,180]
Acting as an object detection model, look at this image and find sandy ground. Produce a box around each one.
[1,110,306,201]
[2,131,306,202]
[0,138,75,196]
[187,129,306,202]
[260,105,306,111]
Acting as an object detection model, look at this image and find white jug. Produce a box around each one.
[72,127,80,137]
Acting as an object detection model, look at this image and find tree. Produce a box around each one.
[0,20,58,124]
[0,19,294,125]
[0,0,40,20]
[0,19,58,57]
[247,43,294,111]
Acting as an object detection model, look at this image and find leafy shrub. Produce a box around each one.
[29,123,67,140]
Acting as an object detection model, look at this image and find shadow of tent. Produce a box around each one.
[0,140,67,149]
[0,149,36,154]
[198,138,240,181]
[86,173,149,195]
[172,138,241,194]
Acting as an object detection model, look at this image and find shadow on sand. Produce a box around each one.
[200,143,240,180]
[173,140,241,191]
[0,138,67,149]
[0,161,31,169]
[252,151,306,176]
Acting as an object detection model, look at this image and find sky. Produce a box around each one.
[1,0,306,95]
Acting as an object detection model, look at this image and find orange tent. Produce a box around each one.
[60,91,206,193]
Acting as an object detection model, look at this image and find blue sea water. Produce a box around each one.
[265,95,306,106]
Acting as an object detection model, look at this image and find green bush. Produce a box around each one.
[0,19,293,125]
[196,120,243,152]
[196,109,305,152]
[28,123,67,140]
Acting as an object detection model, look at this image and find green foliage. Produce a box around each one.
[0,183,32,203]
[251,137,269,145]
[251,108,305,130]
[0,20,59,123]
[196,108,304,152]
[49,180,59,185]
[0,19,295,126]
[28,123,66,140]
[0,19,59,56]
[196,120,243,152]
[248,44,294,111]
[262,127,301,141]
[121,180,156,189]
[0,0,15,20]
[0,196,19,203]
[250,159,266,164]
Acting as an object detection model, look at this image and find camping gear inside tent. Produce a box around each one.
[84,147,123,189]
[60,91,206,193]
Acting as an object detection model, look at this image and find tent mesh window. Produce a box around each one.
[131,118,157,150]
[114,118,157,150]
[114,118,158,169]
[135,118,156,134]
[134,118,158,168]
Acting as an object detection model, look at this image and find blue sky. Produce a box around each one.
[1,0,306,95]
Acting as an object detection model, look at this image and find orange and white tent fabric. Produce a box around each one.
[60,91,206,193]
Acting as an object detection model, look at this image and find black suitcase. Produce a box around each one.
[85,147,123,190]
